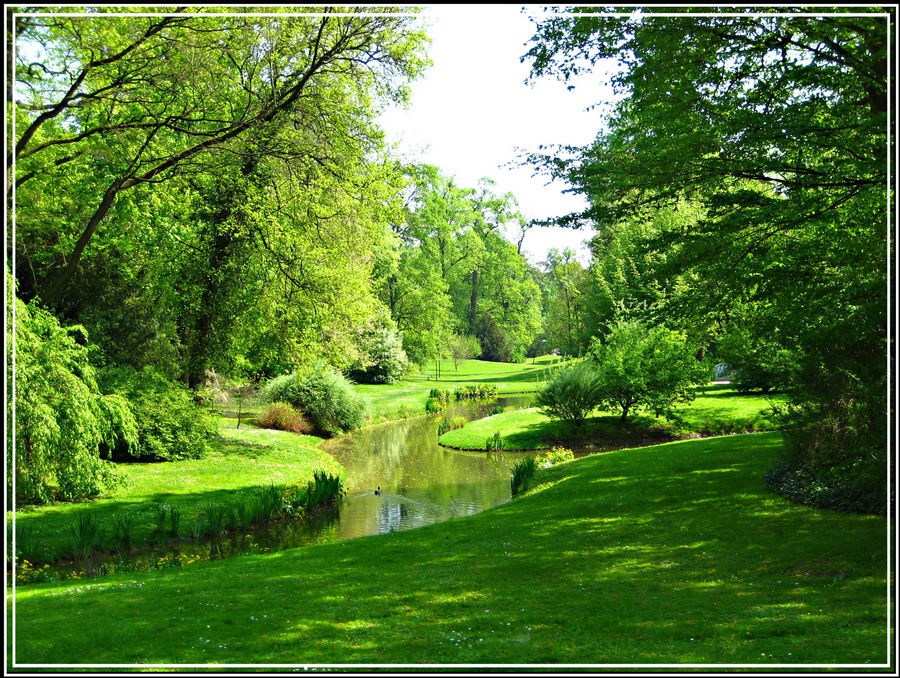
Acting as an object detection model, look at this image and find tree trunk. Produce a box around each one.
[468,269,479,334]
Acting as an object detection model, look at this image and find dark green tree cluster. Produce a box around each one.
[525,7,890,513]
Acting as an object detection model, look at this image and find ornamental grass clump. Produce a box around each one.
[485,431,504,451]
[255,402,312,433]
[71,514,102,560]
[535,361,605,428]
[112,514,136,551]
[510,457,536,496]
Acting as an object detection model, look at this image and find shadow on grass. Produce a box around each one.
[11,433,888,665]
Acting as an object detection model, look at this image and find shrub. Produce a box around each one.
[536,362,604,427]
[429,388,451,403]
[347,325,409,384]
[510,457,536,496]
[425,397,446,413]
[489,406,505,416]
[536,446,575,468]
[256,402,312,433]
[14,296,131,503]
[98,365,217,461]
[454,384,499,400]
[718,329,796,394]
[261,364,367,436]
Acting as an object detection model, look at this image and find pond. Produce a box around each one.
[27,395,536,584]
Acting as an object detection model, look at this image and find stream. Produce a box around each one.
[25,395,536,583]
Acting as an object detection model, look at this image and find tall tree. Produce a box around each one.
[12,7,427,304]
[525,7,891,511]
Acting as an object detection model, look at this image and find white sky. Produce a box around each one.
[378,5,616,267]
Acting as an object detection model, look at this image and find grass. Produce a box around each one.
[8,419,343,562]
[350,355,568,419]
[7,433,888,666]
[211,357,567,424]
[439,384,784,450]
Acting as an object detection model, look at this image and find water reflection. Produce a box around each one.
[32,395,535,583]
[320,397,533,540]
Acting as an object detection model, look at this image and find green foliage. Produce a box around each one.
[112,514,136,552]
[718,328,796,394]
[71,514,102,560]
[510,457,536,496]
[14,526,46,565]
[13,296,130,504]
[262,365,367,436]
[589,320,709,422]
[437,415,470,436]
[453,384,499,400]
[485,431,504,451]
[525,9,887,509]
[347,322,410,385]
[535,362,605,428]
[255,402,312,434]
[302,472,345,512]
[424,397,446,413]
[536,446,575,468]
[98,365,216,461]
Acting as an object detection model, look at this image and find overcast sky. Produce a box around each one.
[378,5,616,266]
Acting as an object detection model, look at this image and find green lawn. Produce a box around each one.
[212,356,568,423]
[8,433,888,667]
[440,384,784,450]
[9,420,343,562]
[351,355,567,420]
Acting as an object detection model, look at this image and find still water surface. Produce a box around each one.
[39,395,535,581]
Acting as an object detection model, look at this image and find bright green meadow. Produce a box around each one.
[9,420,341,562]
[8,433,888,666]
[439,384,783,450]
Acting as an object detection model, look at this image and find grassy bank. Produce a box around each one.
[214,357,567,424]
[354,355,566,420]
[8,433,888,667]
[9,420,343,563]
[439,384,783,450]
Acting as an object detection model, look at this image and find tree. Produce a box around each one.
[589,320,709,422]
[541,248,588,356]
[12,292,136,503]
[449,333,481,370]
[13,8,428,305]
[525,7,889,509]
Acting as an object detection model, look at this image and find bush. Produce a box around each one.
[535,362,605,428]
[261,364,366,436]
[98,365,217,461]
[536,446,575,468]
[347,325,409,385]
[13,295,132,503]
[454,384,499,400]
[256,402,312,433]
[717,329,796,394]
